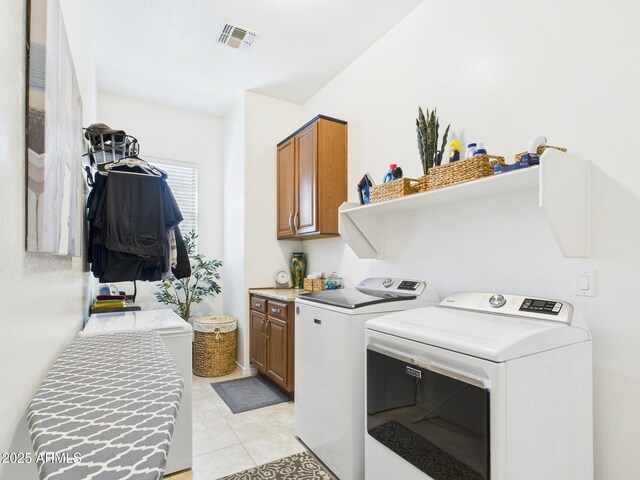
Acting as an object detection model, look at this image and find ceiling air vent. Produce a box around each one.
[218,22,258,52]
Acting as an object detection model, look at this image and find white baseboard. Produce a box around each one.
[235,361,258,376]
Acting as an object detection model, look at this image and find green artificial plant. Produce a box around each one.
[416,106,450,175]
[155,231,222,321]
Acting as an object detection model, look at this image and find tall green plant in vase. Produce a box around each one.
[155,231,222,321]
[416,107,450,175]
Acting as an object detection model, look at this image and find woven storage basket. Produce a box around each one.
[193,315,237,377]
[514,145,567,161]
[417,154,505,192]
[369,177,419,204]
[303,278,325,291]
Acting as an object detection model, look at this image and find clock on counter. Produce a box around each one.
[275,270,290,288]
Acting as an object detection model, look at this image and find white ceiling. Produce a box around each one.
[88,0,423,116]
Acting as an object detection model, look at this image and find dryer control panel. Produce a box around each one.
[440,292,574,324]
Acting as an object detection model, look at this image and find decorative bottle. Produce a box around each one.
[290,252,307,289]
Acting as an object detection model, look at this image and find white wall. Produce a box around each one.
[242,92,303,369]
[223,92,303,372]
[223,98,247,369]
[0,0,96,478]
[292,0,640,478]
[97,92,225,315]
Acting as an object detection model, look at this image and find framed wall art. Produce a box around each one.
[26,0,83,256]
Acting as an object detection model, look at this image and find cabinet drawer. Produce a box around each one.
[250,296,267,313]
[267,300,289,321]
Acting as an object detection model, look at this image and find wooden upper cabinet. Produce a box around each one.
[277,115,347,239]
[277,138,296,238]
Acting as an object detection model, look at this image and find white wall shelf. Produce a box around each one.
[339,149,590,259]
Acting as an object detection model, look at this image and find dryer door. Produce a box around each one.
[367,344,490,480]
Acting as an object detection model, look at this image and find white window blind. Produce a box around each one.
[152,159,198,237]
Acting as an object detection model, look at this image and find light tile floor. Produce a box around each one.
[166,370,306,480]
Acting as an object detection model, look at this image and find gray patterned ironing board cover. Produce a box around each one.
[27,331,183,480]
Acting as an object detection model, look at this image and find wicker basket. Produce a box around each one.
[369,177,419,204]
[417,154,505,192]
[514,145,567,161]
[303,278,325,292]
[193,315,237,377]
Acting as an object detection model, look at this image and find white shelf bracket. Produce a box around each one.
[539,149,590,257]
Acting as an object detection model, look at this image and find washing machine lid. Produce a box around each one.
[81,309,192,336]
[300,289,415,309]
[366,292,590,362]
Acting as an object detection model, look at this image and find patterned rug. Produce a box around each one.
[368,420,485,480]
[218,451,333,480]
[211,375,290,414]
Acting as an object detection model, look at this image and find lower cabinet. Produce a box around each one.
[249,295,295,395]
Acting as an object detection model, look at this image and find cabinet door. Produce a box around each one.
[249,310,267,372]
[277,138,296,238]
[266,317,288,389]
[294,122,318,235]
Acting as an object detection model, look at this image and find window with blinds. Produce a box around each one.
[152,159,198,237]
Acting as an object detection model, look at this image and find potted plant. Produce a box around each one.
[155,230,222,321]
[416,106,450,174]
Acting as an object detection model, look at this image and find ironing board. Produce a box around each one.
[27,330,183,480]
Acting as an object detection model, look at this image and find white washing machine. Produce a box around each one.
[295,278,439,480]
[365,292,593,480]
[80,309,193,475]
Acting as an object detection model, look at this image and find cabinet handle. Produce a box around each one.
[254,302,261,308]
[271,308,281,314]
[265,323,270,340]
[288,212,294,232]
[261,319,266,336]
[294,211,299,230]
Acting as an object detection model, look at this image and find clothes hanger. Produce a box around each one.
[102,153,167,179]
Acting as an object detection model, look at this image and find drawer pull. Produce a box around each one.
[254,303,261,308]
[314,319,322,325]
[271,308,281,313]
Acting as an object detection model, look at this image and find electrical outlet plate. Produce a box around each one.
[575,270,595,297]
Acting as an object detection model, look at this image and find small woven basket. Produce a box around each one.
[303,278,325,292]
[193,315,237,377]
[369,177,419,204]
[514,145,567,161]
[418,154,506,192]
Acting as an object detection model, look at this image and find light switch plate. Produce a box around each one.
[575,270,595,297]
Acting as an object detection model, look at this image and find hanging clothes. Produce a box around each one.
[86,163,190,282]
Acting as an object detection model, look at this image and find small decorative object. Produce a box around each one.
[383,164,397,183]
[357,173,374,205]
[290,252,307,289]
[514,135,567,165]
[465,143,477,159]
[369,177,419,203]
[324,272,344,290]
[416,107,450,174]
[473,142,488,155]
[418,153,506,192]
[275,270,290,288]
[449,139,462,162]
[303,277,325,291]
[155,231,222,321]
[495,136,567,175]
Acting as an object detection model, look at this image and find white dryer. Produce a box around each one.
[365,292,593,480]
[80,309,193,475]
[295,278,439,480]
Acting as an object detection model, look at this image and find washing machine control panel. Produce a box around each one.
[440,292,573,324]
[356,278,426,297]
